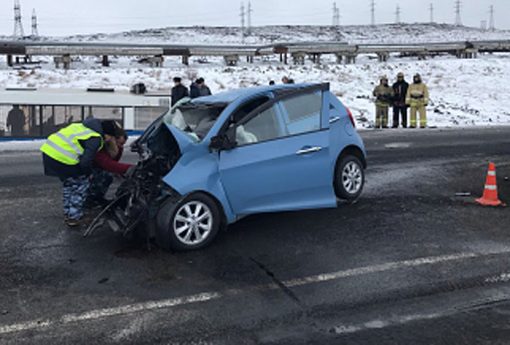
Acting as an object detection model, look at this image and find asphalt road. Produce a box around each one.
[1,127,510,344]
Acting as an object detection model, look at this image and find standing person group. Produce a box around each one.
[373,72,429,129]
[190,78,212,99]
[171,77,212,106]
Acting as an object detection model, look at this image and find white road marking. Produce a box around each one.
[384,142,412,149]
[485,273,510,284]
[333,312,444,335]
[2,248,510,336]
[0,292,220,335]
[282,252,482,288]
[111,314,152,342]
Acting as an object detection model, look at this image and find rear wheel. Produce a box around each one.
[156,193,221,251]
[334,155,365,202]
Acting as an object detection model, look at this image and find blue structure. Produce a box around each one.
[111,83,367,251]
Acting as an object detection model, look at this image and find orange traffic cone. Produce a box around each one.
[476,162,504,207]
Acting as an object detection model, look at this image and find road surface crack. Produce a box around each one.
[250,257,303,307]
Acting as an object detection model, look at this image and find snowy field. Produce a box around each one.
[1,24,510,129]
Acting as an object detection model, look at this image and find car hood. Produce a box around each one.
[165,124,197,155]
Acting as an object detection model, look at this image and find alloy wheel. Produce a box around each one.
[173,201,213,246]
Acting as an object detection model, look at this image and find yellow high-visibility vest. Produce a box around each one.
[40,123,103,165]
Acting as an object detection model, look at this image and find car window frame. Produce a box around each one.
[230,84,329,148]
[217,93,274,135]
[278,90,324,136]
[233,103,285,147]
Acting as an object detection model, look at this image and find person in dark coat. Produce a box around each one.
[198,78,212,97]
[7,105,25,136]
[392,72,409,128]
[190,79,201,99]
[190,78,212,98]
[171,77,189,106]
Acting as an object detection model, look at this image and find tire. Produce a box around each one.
[334,155,365,202]
[155,193,221,251]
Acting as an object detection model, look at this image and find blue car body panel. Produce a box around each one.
[161,84,366,224]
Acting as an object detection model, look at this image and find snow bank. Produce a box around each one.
[0,139,45,152]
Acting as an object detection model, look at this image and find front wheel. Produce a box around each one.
[334,155,365,202]
[156,193,221,251]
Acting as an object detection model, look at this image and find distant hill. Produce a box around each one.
[2,23,509,45]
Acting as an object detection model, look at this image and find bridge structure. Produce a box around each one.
[1,39,509,69]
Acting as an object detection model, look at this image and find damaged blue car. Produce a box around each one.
[87,83,367,251]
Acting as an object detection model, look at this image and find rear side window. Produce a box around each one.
[281,92,322,135]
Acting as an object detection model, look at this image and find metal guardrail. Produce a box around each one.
[1,39,510,64]
[26,46,164,56]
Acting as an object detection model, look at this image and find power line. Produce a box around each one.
[370,0,375,26]
[332,2,340,26]
[429,3,434,23]
[489,5,495,31]
[13,0,24,37]
[247,1,253,35]
[454,0,462,26]
[31,8,39,37]
[395,4,401,24]
[240,2,245,43]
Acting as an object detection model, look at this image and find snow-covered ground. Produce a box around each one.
[2,53,509,128]
[1,24,510,129]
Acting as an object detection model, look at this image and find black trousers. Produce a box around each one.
[393,106,408,128]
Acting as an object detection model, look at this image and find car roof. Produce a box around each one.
[191,83,322,105]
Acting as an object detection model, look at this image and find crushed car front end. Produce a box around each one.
[84,98,227,241]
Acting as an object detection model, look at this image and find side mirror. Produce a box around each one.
[210,133,236,151]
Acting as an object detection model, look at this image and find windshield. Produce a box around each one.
[164,99,226,142]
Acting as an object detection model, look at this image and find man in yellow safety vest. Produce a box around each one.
[40,118,116,227]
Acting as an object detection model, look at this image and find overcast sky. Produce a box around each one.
[0,0,508,36]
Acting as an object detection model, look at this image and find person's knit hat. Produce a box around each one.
[102,120,121,137]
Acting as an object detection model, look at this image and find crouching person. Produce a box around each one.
[40,118,106,227]
[87,121,134,207]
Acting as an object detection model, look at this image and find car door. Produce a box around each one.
[218,87,337,216]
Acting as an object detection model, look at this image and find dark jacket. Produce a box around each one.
[199,85,212,97]
[190,83,212,99]
[7,108,25,136]
[171,84,189,106]
[190,83,200,99]
[392,80,409,107]
[42,118,104,180]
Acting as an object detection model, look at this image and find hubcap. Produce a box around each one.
[342,161,363,194]
[173,201,213,246]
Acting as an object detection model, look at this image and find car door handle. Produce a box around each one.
[296,146,322,155]
[329,116,341,124]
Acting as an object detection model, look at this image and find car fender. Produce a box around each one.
[162,146,237,224]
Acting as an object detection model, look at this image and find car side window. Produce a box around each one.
[230,96,271,125]
[235,104,281,146]
[281,91,322,135]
